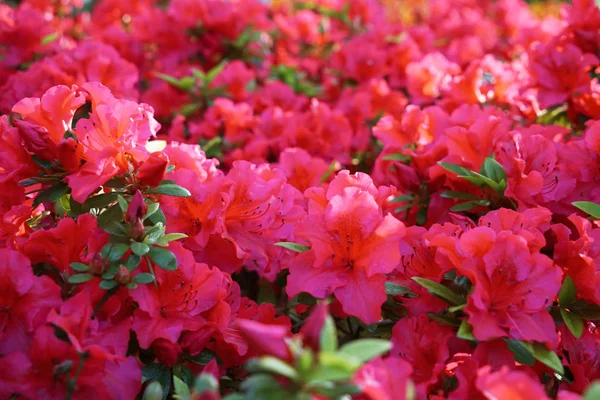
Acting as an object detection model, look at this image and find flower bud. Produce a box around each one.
[151,338,182,367]
[89,253,106,275]
[126,190,147,224]
[57,137,82,172]
[138,152,169,188]
[115,265,131,284]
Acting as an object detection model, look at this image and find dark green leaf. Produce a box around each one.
[132,273,155,284]
[117,195,128,212]
[99,280,119,290]
[131,242,150,256]
[69,262,90,272]
[51,323,72,344]
[532,342,564,375]
[427,312,461,327]
[559,275,577,306]
[147,208,166,226]
[440,191,481,200]
[155,73,195,92]
[31,155,53,170]
[125,254,141,271]
[382,153,412,162]
[126,283,138,289]
[143,202,160,220]
[97,204,123,228]
[338,339,391,363]
[573,201,600,219]
[389,194,414,203]
[142,363,164,384]
[412,277,466,306]
[450,200,491,212]
[33,183,69,207]
[147,184,191,197]
[504,339,535,366]
[103,222,129,237]
[482,157,507,183]
[183,349,216,365]
[561,309,584,338]
[68,273,95,284]
[571,299,600,320]
[155,366,172,400]
[106,243,130,262]
[438,162,473,176]
[385,281,411,296]
[274,242,310,252]
[148,246,178,270]
[310,382,361,398]
[85,192,118,209]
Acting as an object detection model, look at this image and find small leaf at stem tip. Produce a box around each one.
[131,242,151,256]
[274,242,311,252]
[148,246,178,270]
[385,281,411,296]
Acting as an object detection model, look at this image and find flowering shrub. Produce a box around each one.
[3,0,600,399]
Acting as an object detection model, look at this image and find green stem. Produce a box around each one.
[93,287,118,317]
[65,352,89,400]
[145,256,159,289]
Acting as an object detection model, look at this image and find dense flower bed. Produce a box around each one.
[2,0,600,399]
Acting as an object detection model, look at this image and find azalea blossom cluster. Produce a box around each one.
[2,0,600,399]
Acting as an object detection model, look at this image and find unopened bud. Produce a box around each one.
[115,265,131,284]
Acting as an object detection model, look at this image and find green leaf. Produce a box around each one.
[194,373,219,394]
[311,352,360,380]
[250,356,298,380]
[142,363,164,384]
[559,275,577,306]
[427,312,461,327]
[126,283,138,289]
[85,192,118,209]
[450,200,491,212]
[172,376,191,400]
[440,191,481,200]
[103,222,129,237]
[97,204,123,228]
[99,280,119,290]
[68,273,95,284]
[59,194,71,212]
[389,194,414,203]
[156,233,188,247]
[570,299,600,320]
[125,254,141,271]
[438,162,473,177]
[385,281,411,296]
[338,339,392,363]
[561,308,584,338]
[33,183,70,207]
[132,273,155,284]
[183,349,216,365]
[309,382,361,398]
[117,195,128,212]
[69,262,90,272]
[143,202,160,221]
[457,321,476,341]
[205,60,228,83]
[382,153,412,162]
[583,382,600,400]
[147,184,191,197]
[41,32,59,46]
[504,339,535,366]
[155,366,172,400]
[131,242,150,256]
[532,342,564,375]
[148,246,178,270]
[320,315,338,352]
[155,73,195,92]
[482,157,507,183]
[106,243,130,262]
[143,381,163,400]
[412,277,466,306]
[147,208,166,226]
[274,242,310,252]
[573,201,600,219]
